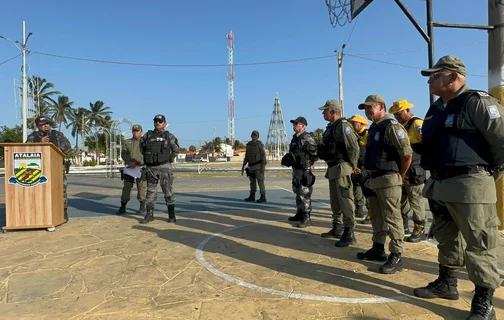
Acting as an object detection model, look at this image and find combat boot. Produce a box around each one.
[414,265,459,300]
[138,201,146,214]
[466,286,496,320]
[139,208,154,224]
[288,209,303,222]
[355,205,366,218]
[407,221,426,243]
[321,223,344,238]
[357,242,388,261]
[244,193,255,202]
[117,201,127,215]
[256,193,267,203]
[297,213,312,228]
[379,252,403,274]
[361,215,371,224]
[168,204,176,223]
[335,227,356,247]
[403,215,411,236]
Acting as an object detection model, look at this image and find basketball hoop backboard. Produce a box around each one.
[351,0,373,20]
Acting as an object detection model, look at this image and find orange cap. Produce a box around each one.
[389,100,414,114]
[348,114,369,127]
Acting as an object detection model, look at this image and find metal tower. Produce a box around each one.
[226,30,235,148]
[265,94,289,160]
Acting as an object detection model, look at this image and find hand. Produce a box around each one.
[307,161,312,167]
[241,167,245,176]
[402,176,409,186]
[260,167,265,173]
[129,162,137,168]
[352,168,361,175]
[41,136,50,143]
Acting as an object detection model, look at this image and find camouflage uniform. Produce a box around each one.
[26,129,72,221]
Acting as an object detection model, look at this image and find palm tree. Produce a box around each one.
[88,100,112,128]
[51,95,74,131]
[66,107,91,149]
[28,76,60,117]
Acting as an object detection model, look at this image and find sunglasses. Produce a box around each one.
[154,119,164,123]
[429,72,451,81]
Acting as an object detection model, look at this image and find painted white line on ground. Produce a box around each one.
[195,220,409,304]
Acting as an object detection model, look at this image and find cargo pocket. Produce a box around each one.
[467,211,500,252]
[338,175,353,199]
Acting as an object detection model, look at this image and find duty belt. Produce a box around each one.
[369,170,399,179]
[430,165,489,180]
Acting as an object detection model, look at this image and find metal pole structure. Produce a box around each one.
[426,0,435,106]
[336,47,344,117]
[21,21,28,142]
[488,0,504,230]
[81,116,85,166]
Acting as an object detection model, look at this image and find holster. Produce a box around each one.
[301,170,316,187]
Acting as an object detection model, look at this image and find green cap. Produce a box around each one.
[318,100,342,112]
[358,95,386,110]
[132,124,142,131]
[421,55,466,77]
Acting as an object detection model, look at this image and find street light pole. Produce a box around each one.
[0,21,32,142]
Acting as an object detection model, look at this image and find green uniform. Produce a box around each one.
[422,86,504,290]
[364,115,412,254]
[121,137,146,202]
[323,119,360,228]
[243,140,267,194]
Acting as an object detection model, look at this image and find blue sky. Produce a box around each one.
[0,0,489,148]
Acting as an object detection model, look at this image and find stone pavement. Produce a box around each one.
[0,173,503,320]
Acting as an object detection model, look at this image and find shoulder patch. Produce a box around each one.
[445,115,455,127]
[396,129,405,140]
[374,132,380,141]
[487,105,501,119]
[477,91,490,97]
[416,126,422,134]
[344,126,352,134]
[390,119,398,124]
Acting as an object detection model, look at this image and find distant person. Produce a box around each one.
[348,114,369,220]
[139,114,180,224]
[282,116,318,228]
[65,159,71,174]
[26,116,72,223]
[241,130,267,203]
[117,124,147,215]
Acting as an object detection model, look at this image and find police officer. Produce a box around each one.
[348,114,369,220]
[356,95,412,274]
[117,124,147,215]
[317,100,360,247]
[389,100,427,242]
[414,56,504,320]
[139,114,180,224]
[241,130,267,203]
[26,116,72,222]
[282,117,318,228]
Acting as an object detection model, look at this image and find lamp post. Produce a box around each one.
[0,21,32,142]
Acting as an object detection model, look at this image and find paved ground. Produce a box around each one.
[0,172,503,319]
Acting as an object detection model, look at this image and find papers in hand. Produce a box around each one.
[123,165,142,179]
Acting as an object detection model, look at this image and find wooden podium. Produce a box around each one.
[1,142,66,231]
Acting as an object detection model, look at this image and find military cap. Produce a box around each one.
[35,116,52,126]
[290,116,308,126]
[132,124,142,131]
[389,100,414,114]
[348,114,369,127]
[358,95,386,110]
[420,55,466,77]
[251,130,259,136]
[153,114,166,122]
[318,100,342,112]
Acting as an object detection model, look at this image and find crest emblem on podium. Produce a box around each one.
[8,152,48,187]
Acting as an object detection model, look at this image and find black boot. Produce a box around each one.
[357,242,388,261]
[117,201,127,215]
[244,193,255,202]
[256,193,267,203]
[466,286,496,320]
[407,221,426,243]
[139,208,154,224]
[379,252,403,274]
[168,204,176,223]
[297,213,312,228]
[414,265,459,300]
[361,215,371,224]
[355,205,366,218]
[288,210,303,222]
[138,201,146,214]
[321,223,344,239]
[335,227,357,247]
[403,215,411,236]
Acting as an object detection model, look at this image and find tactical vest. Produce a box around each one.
[403,116,422,167]
[322,119,350,164]
[142,130,172,166]
[364,119,400,172]
[245,140,263,166]
[421,90,492,171]
[289,132,308,169]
